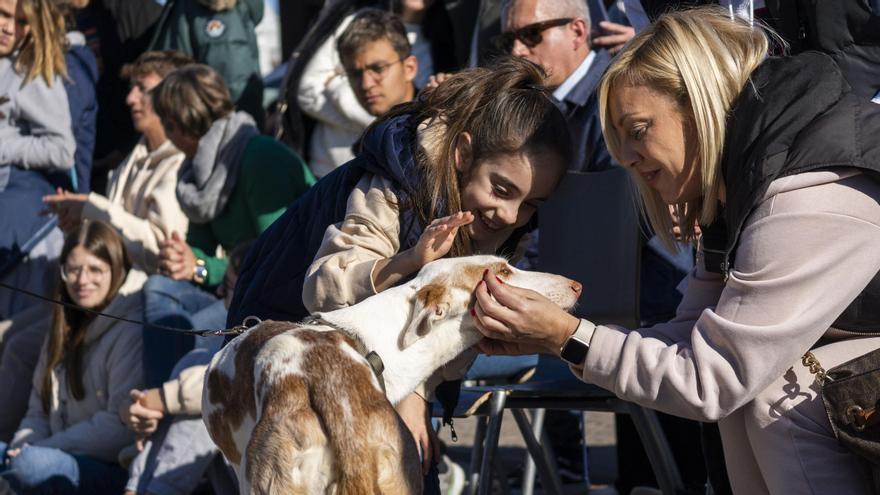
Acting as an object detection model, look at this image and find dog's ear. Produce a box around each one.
[400,283,450,349]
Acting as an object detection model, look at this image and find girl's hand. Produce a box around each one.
[410,212,474,267]
[473,269,580,355]
[158,231,197,281]
[395,392,439,476]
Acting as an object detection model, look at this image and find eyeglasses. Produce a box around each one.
[345,59,404,82]
[61,264,110,283]
[493,18,574,52]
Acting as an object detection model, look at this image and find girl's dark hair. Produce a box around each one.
[41,221,131,413]
[371,56,572,256]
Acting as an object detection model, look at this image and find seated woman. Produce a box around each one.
[0,220,146,494]
[473,6,880,494]
[142,64,315,388]
[228,56,572,491]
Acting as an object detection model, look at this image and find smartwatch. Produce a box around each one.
[559,322,594,366]
[193,259,208,285]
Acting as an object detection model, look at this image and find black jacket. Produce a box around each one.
[701,52,880,331]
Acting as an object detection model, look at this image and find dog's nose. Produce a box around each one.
[570,281,582,296]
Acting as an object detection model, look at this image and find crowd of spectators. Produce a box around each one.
[0,0,878,494]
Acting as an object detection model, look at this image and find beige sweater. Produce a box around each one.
[82,139,187,273]
[303,174,474,400]
[574,169,880,422]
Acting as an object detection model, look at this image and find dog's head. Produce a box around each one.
[399,255,581,348]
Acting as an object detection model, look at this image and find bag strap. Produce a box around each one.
[802,351,831,385]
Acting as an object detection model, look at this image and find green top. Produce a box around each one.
[188,135,316,287]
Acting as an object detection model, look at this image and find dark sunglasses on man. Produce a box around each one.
[493,17,574,52]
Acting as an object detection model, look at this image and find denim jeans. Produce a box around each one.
[0,442,127,494]
[142,275,227,387]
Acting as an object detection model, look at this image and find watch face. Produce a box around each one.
[561,337,589,366]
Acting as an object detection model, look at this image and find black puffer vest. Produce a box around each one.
[701,52,880,332]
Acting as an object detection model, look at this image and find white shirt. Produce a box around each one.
[553,50,597,102]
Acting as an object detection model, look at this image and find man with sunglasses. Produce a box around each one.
[501,0,614,173]
[337,9,418,120]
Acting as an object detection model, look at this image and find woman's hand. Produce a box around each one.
[42,188,88,233]
[473,269,580,356]
[395,392,439,476]
[119,389,165,449]
[410,212,474,267]
[158,231,197,281]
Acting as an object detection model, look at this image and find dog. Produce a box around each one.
[202,255,581,494]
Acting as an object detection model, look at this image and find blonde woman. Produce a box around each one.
[472,6,880,494]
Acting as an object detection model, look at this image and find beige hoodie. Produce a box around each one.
[574,169,880,422]
[82,140,187,273]
[11,270,147,463]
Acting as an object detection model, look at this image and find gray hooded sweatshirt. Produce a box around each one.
[0,56,76,171]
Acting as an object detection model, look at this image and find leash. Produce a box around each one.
[0,280,256,337]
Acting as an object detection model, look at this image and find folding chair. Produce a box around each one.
[450,168,685,495]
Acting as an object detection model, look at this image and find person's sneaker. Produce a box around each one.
[437,454,465,495]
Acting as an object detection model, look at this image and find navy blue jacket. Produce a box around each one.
[63,42,98,193]
[227,115,425,327]
[556,49,614,173]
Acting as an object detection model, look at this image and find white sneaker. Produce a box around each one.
[437,454,465,495]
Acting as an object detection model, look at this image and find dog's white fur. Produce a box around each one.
[202,255,580,494]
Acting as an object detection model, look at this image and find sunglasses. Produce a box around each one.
[493,18,574,52]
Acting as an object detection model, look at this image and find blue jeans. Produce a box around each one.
[0,442,127,494]
[142,275,227,388]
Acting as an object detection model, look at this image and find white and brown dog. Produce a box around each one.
[202,255,581,494]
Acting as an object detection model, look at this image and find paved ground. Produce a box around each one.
[437,411,621,494]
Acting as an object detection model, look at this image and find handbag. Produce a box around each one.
[803,350,880,491]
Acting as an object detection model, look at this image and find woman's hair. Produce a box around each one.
[597,5,772,249]
[151,63,235,139]
[372,56,572,256]
[16,0,67,85]
[41,221,131,413]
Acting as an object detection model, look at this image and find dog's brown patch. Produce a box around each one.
[206,320,295,464]
[416,282,448,308]
[244,329,421,494]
